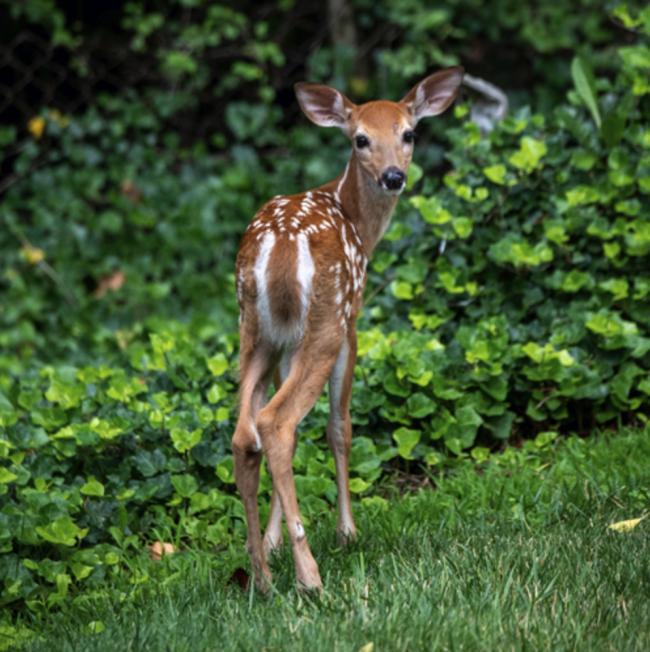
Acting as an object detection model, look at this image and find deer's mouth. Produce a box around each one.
[379,166,406,194]
[377,179,406,196]
[379,184,405,196]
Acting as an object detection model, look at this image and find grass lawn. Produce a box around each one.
[17,428,650,651]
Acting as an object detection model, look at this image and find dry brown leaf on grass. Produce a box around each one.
[148,541,177,560]
[94,270,126,298]
[608,515,647,533]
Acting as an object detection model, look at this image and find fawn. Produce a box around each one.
[232,67,464,591]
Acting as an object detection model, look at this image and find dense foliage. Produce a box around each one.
[0,0,648,621]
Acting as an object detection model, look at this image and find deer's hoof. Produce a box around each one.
[336,524,357,546]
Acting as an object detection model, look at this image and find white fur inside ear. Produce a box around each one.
[415,84,426,110]
[314,93,344,126]
[331,93,344,116]
[298,86,348,128]
[409,70,463,122]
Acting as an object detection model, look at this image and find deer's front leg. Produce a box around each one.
[327,328,357,543]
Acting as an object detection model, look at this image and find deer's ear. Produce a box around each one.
[401,67,464,124]
[294,83,355,130]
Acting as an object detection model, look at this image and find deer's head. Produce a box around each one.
[295,67,464,196]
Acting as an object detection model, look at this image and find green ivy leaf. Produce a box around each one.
[207,353,229,376]
[349,477,371,494]
[106,374,147,403]
[207,383,227,404]
[162,51,198,78]
[508,137,547,172]
[471,447,490,463]
[171,474,199,498]
[486,411,515,440]
[410,195,452,224]
[405,393,437,418]
[0,390,17,428]
[45,377,85,409]
[483,163,506,184]
[452,217,473,239]
[170,427,202,453]
[89,417,125,441]
[585,310,638,338]
[0,467,18,484]
[391,281,414,300]
[216,457,235,484]
[393,427,421,459]
[455,405,483,430]
[80,478,105,497]
[35,518,88,547]
[599,278,629,300]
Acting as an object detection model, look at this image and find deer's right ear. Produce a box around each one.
[401,67,464,124]
[294,83,354,130]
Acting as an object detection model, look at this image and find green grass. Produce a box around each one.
[17,428,650,651]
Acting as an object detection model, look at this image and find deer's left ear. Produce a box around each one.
[401,66,464,124]
[294,83,355,131]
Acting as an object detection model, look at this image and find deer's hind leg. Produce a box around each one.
[263,350,294,559]
[232,323,276,592]
[257,331,343,590]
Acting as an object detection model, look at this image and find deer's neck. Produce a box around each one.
[329,154,399,255]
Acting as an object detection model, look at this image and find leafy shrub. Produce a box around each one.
[0,321,241,610]
[365,35,650,446]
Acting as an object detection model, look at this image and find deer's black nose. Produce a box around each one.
[381,167,406,190]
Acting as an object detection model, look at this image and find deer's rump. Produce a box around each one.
[235,191,368,349]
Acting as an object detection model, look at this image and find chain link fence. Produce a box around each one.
[0,25,161,194]
[0,29,160,126]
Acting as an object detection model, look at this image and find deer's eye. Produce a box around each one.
[403,130,415,144]
[355,134,370,149]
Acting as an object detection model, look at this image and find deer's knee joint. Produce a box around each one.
[232,425,262,456]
